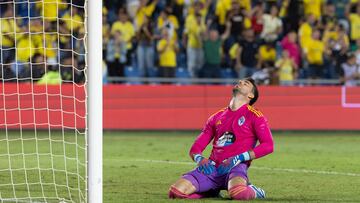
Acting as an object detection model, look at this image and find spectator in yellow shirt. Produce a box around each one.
[157,29,179,78]
[61,6,84,36]
[275,50,298,85]
[12,32,35,79]
[305,30,329,79]
[135,0,158,28]
[16,28,34,64]
[347,4,360,43]
[183,13,206,77]
[303,0,325,20]
[111,9,135,66]
[36,0,67,22]
[258,42,276,69]
[215,0,232,32]
[157,7,179,41]
[184,1,206,28]
[298,14,315,50]
[239,0,251,13]
[187,0,210,18]
[0,5,20,64]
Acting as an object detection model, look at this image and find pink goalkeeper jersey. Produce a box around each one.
[189,104,274,166]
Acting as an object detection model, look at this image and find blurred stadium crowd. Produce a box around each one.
[103,0,360,85]
[0,0,359,85]
[0,0,86,84]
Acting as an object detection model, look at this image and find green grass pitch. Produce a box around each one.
[0,131,360,202]
[105,131,360,203]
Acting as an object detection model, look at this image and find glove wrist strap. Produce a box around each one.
[239,151,251,162]
[194,154,203,163]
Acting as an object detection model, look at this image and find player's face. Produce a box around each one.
[232,80,254,99]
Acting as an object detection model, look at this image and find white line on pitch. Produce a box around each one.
[121,159,360,177]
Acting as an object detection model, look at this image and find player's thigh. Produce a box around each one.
[181,168,222,193]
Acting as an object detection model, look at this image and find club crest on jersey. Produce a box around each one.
[238,116,245,126]
[216,132,236,147]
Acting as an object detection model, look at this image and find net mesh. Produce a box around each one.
[0,0,87,202]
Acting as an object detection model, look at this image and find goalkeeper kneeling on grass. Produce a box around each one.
[169,78,274,200]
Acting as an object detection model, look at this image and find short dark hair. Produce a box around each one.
[245,77,259,105]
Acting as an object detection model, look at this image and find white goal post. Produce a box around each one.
[0,0,102,202]
[87,0,103,202]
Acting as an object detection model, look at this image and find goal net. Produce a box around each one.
[0,0,89,202]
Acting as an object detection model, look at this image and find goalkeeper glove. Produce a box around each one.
[216,151,251,175]
[194,154,215,175]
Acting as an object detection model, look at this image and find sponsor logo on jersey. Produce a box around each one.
[238,116,245,126]
[216,131,236,147]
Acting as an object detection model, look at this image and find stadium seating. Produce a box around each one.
[175,67,191,85]
[124,66,142,85]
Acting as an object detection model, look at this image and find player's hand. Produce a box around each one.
[216,156,240,175]
[194,154,215,175]
[217,152,251,175]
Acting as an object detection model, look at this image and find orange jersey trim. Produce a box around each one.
[209,107,227,118]
[247,105,263,117]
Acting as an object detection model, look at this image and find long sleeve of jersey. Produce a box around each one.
[189,116,215,160]
[252,116,274,159]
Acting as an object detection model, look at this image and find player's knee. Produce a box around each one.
[168,178,196,199]
[228,184,256,200]
[168,185,186,199]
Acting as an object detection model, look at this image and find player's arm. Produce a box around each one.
[252,116,274,159]
[189,115,215,159]
[189,115,216,174]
